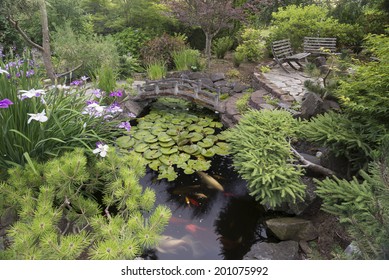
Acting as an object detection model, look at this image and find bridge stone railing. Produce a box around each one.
[132,78,223,112]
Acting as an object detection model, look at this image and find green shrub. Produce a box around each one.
[268,5,362,51]
[335,34,389,121]
[172,49,201,71]
[140,33,187,69]
[226,109,306,208]
[146,61,167,80]
[235,93,251,114]
[118,53,143,78]
[315,136,389,259]
[52,23,119,75]
[233,51,245,68]
[113,27,152,57]
[236,27,270,62]
[0,148,171,259]
[212,36,234,59]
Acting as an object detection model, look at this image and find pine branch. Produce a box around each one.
[6,16,44,52]
[291,146,336,176]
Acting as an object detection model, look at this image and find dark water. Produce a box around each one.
[140,155,277,260]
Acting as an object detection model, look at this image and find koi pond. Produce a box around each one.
[119,98,278,260]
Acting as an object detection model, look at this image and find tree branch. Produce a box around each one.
[6,16,44,52]
[55,63,83,78]
[291,146,336,177]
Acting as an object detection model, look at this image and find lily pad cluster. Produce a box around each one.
[116,98,230,181]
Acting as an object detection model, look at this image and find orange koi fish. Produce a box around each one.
[185,224,207,234]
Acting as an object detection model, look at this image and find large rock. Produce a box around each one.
[243,241,300,260]
[266,217,318,241]
[300,92,323,119]
[123,99,149,116]
[210,73,225,82]
[232,83,249,93]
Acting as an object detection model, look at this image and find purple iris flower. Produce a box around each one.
[109,90,123,97]
[118,121,131,131]
[0,99,13,108]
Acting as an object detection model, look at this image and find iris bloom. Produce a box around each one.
[0,68,9,75]
[18,88,46,100]
[93,142,109,158]
[0,99,13,108]
[118,121,131,131]
[27,109,48,124]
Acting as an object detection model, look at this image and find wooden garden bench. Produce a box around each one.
[271,39,310,73]
[303,37,338,55]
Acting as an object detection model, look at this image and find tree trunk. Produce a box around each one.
[204,32,214,69]
[39,0,55,81]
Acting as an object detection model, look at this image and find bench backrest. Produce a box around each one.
[304,37,337,54]
[271,39,293,59]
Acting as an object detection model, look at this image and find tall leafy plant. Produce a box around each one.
[0,54,123,170]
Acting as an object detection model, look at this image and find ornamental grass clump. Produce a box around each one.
[172,49,201,71]
[226,109,306,208]
[0,52,126,170]
[0,148,171,260]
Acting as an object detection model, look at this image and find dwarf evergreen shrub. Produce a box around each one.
[226,109,306,208]
[0,148,171,260]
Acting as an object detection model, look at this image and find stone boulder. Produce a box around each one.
[210,73,225,82]
[243,241,300,260]
[300,92,323,119]
[266,217,318,241]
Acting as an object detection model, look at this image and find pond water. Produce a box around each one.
[140,155,277,260]
[126,99,282,259]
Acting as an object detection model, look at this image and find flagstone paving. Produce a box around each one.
[261,64,313,102]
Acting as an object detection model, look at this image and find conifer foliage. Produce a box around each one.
[316,137,389,259]
[0,148,171,260]
[226,109,306,208]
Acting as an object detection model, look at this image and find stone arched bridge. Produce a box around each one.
[130,78,225,113]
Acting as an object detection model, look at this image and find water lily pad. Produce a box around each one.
[216,131,229,141]
[160,140,175,147]
[160,147,178,155]
[149,159,161,171]
[149,143,160,150]
[206,135,218,142]
[134,130,152,140]
[198,118,212,127]
[158,165,178,181]
[158,133,173,143]
[166,129,179,136]
[143,135,158,143]
[177,138,189,146]
[151,127,165,135]
[202,127,215,135]
[181,144,199,154]
[187,159,211,171]
[197,138,214,148]
[209,121,223,128]
[188,132,204,142]
[116,136,135,149]
[134,143,149,153]
[201,148,216,157]
[188,124,203,133]
[144,149,162,160]
[216,142,229,150]
[137,121,154,129]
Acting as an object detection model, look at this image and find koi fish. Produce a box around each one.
[156,235,204,257]
[194,192,208,199]
[172,185,202,195]
[170,216,190,224]
[185,196,200,207]
[197,171,224,192]
[185,224,207,234]
[156,235,191,254]
[223,192,236,197]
